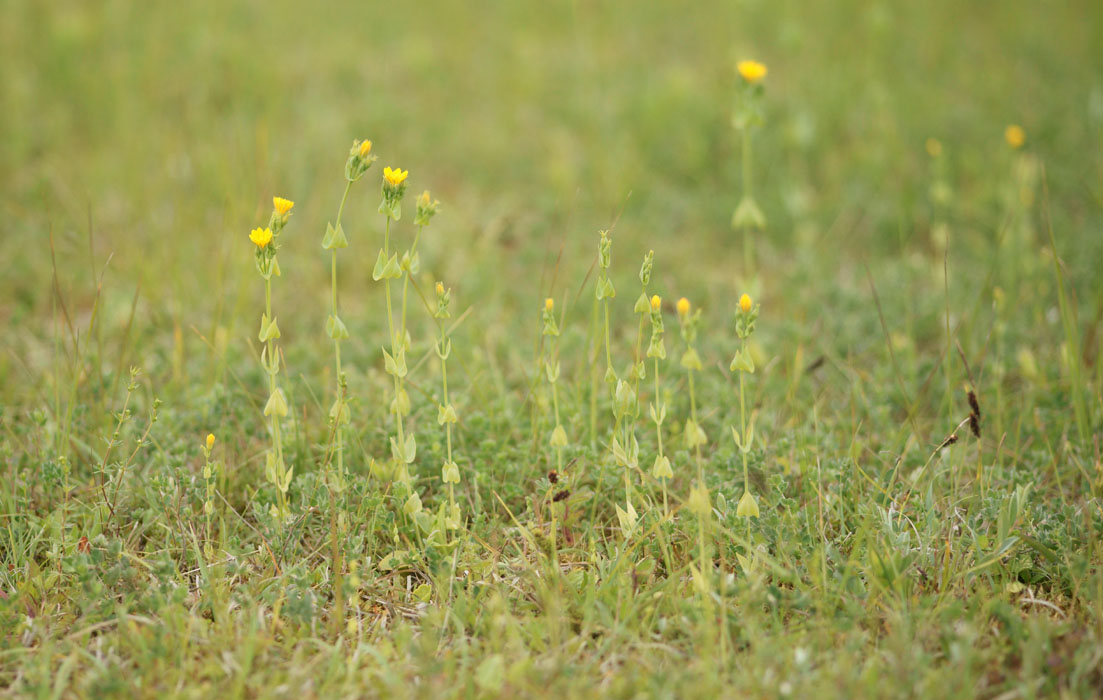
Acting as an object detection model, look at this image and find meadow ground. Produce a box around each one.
[3,1,1103,697]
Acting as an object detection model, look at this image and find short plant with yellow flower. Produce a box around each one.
[732,58,769,273]
[201,433,218,556]
[677,296,712,590]
[646,294,672,517]
[251,195,295,521]
[542,296,567,475]
[373,164,416,484]
[730,292,761,522]
[319,138,375,635]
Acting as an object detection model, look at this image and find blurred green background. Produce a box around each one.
[2,0,1101,399]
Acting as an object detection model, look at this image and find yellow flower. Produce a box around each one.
[925,138,943,158]
[419,190,431,207]
[651,295,662,312]
[206,433,216,450]
[545,297,554,312]
[436,281,445,296]
[1005,124,1025,149]
[383,166,409,187]
[676,297,690,316]
[359,140,373,157]
[739,293,753,313]
[249,227,273,249]
[737,60,767,84]
[273,197,294,216]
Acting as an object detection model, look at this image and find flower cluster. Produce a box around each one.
[646,294,666,361]
[380,166,409,220]
[415,190,440,227]
[345,139,377,182]
[250,196,296,520]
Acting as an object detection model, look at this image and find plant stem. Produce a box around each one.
[689,366,707,575]
[265,276,288,517]
[589,291,600,448]
[739,339,749,494]
[742,127,754,273]
[551,376,563,474]
[440,316,457,538]
[654,357,668,517]
[328,179,352,639]
[383,217,407,479]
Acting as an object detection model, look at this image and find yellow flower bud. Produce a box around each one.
[206,433,216,450]
[383,166,409,186]
[737,60,767,84]
[676,297,690,316]
[249,227,273,249]
[739,293,753,313]
[1005,124,1025,149]
[273,197,294,216]
[359,140,372,157]
[545,297,554,312]
[650,295,662,312]
[435,281,445,296]
[419,190,431,207]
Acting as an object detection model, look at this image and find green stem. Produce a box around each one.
[604,293,619,444]
[739,339,749,493]
[654,357,667,518]
[603,295,614,377]
[382,217,407,478]
[533,342,545,453]
[440,317,456,538]
[742,127,753,203]
[329,180,352,639]
[633,300,646,397]
[689,366,701,474]
[265,276,287,517]
[689,364,707,582]
[742,127,754,273]
[393,225,423,480]
[331,181,352,481]
[204,453,213,549]
[589,291,600,448]
[552,378,563,473]
[400,226,423,345]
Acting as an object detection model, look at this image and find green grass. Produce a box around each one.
[3,0,1103,697]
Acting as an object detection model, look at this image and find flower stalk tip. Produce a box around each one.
[383,166,409,187]
[737,60,767,84]
[250,227,273,249]
[273,196,294,216]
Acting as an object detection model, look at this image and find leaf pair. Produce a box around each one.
[372,250,403,281]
